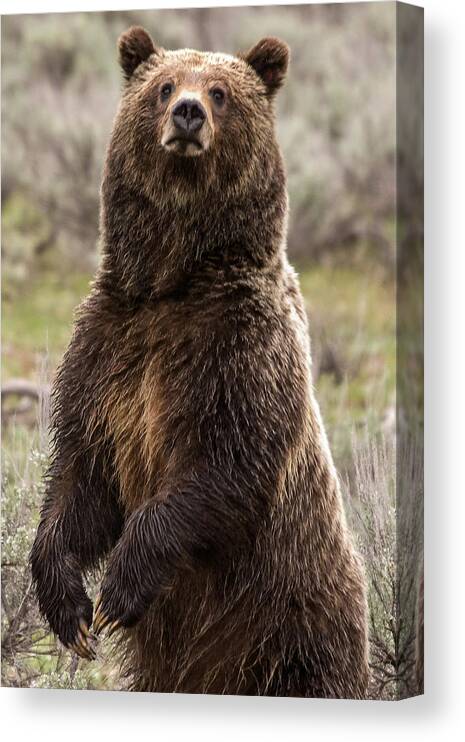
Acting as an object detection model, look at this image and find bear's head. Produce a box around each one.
[109,26,289,203]
[100,27,290,299]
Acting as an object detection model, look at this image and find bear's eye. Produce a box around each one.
[161,83,174,101]
[210,87,226,106]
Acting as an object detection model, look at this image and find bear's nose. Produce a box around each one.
[172,98,206,134]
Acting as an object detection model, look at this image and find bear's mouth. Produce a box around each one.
[163,135,205,157]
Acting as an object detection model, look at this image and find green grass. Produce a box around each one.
[298,265,396,466]
[2,271,91,379]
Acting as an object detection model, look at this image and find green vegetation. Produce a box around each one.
[2,272,91,378]
[299,266,395,465]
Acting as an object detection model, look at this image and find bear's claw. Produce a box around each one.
[92,595,122,637]
[93,595,111,635]
[92,607,107,635]
[107,620,122,637]
[68,619,96,660]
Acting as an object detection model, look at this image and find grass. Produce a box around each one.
[299,264,395,466]
[2,271,91,379]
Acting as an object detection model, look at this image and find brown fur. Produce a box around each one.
[30,27,369,697]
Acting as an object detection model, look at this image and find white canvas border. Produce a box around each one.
[1,0,464,740]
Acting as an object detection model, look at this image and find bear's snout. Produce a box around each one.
[172,98,206,134]
[161,92,213,157]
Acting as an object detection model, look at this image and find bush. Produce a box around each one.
[345,431,423,699]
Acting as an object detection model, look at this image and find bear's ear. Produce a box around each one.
[241,37,290,97]
[118,26,158,80]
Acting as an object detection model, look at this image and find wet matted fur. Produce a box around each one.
[30,27,370,697]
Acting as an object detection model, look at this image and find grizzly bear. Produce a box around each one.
[30,26,370,698]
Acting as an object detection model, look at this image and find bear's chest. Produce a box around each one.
[90,308,175,513]
[88,291,258,513]
[106,360,167,513]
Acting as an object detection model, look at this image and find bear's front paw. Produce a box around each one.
[92,577,148,637]
[32,549,96,661]
[52,596,96,661]
[67,615,97,661]
[93,516,159,637]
